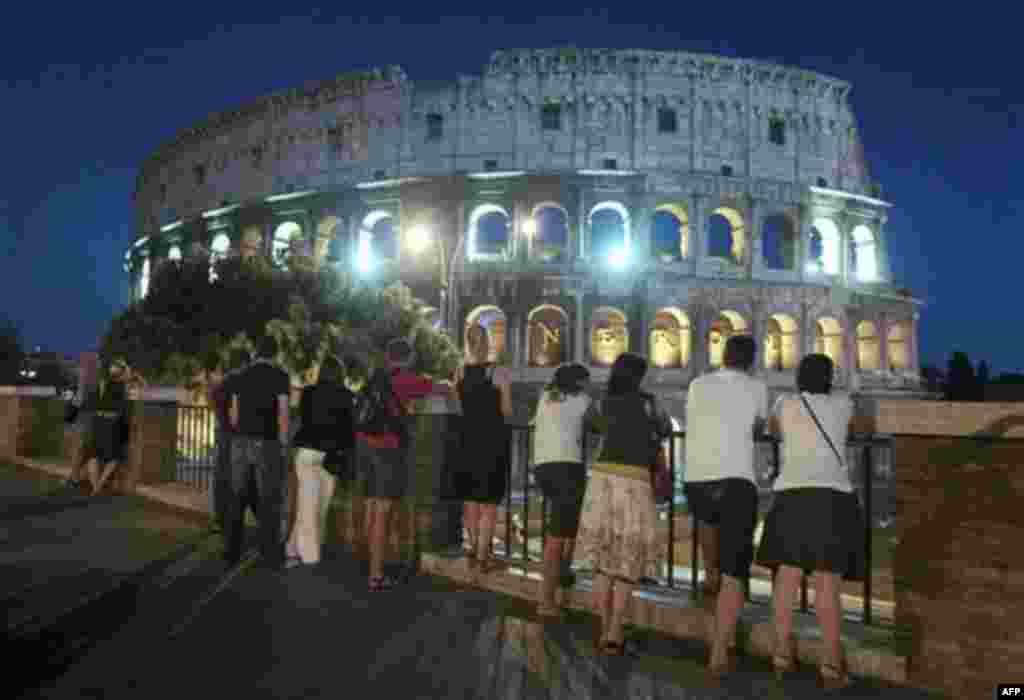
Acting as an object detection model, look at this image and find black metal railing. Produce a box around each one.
[496,425,894,627]
[176,405,217,491]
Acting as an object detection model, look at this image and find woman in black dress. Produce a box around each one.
[452,324,513,573]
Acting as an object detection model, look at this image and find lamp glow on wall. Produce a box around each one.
[406,225,432,255]
[522,217,537,257]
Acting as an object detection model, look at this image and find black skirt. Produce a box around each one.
[756,487,866,581]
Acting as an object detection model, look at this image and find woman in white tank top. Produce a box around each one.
[756,354,872,690]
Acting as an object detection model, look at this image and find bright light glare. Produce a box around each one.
[522,219,537,237]
[407,226,431,254]
[608,247,628,269]
[356,231,374,274]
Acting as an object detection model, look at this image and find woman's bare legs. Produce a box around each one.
[539,535,564,613]
[772,565,802,667]
[607,580,633,646]
[476,503,498,563]
[463,501,479,555]
[592,573,614,643]
[814,571,846,675]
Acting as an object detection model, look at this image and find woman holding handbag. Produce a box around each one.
[756,353,870,690]
[575,352,671,655]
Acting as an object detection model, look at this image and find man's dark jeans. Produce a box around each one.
[212,426,232,532]
[226,435,286,567]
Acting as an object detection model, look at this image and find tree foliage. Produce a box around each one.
[101,254,460,387]
[944,351,978,402]
[0,317,24,385]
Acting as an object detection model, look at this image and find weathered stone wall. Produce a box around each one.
[878,400,1024,697]
[134,49,870,233]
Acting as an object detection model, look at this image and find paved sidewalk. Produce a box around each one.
[5,463,941,699]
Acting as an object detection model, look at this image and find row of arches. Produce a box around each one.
[463,305,913,372]
[325,202,880,280]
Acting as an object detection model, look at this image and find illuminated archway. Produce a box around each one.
[590,307,628,366]
[168,245,182,261]
[652,204,689,260]
[856,320,880,371]
[814,317,845,369]
[464,305,507,363]
[887,320,912,371]
[588,201,631,265]
[707,207,746,264]
[272,221,302,269]
[527,305,568,367]
[357,210,397,273]
[650,308,691,368]
[468,204,511,260]
[761,213,798,270]
[708,310,748,369]
[529,203,570,262]
[763,314,799,370]
[850,225,878,281]
[810,218,840,275]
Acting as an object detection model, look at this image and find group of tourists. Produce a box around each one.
[61,324,867,691]
[507,333,866,690]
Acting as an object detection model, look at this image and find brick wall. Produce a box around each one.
[886,400,1024,697]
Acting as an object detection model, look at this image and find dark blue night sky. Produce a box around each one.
[3,4,1020,372]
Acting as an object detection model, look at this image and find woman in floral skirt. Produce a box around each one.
[575,352,671,654]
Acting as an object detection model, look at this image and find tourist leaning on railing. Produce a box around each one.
[575,352,671,656]
[530,362,593,619]
[682,335,769,683]
[755,353,874,690]
[449,324,513,576]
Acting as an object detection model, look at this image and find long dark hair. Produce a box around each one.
[544,362,590,402]
[797,353,834,395]
[607,352,648,396]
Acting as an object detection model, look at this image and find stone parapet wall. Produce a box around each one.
[879,398,1024,697]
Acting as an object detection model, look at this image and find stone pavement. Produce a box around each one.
[4,463,941,700]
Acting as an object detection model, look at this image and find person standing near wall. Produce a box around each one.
[226,335,290,570]
[207,348,251,533]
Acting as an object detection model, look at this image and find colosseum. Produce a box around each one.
[129,47,924,418]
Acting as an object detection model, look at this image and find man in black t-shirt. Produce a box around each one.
[225,335,291,569]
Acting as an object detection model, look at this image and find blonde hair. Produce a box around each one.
[465,323,490,362]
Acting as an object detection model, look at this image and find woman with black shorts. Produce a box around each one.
[756,354,870,690]
[88,362,131,495]
[530,363,593,618]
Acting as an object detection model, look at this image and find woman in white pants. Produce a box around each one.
[286,355,355,566]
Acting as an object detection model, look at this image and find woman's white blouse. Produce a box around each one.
[531,393,592,466]
[773,392,854,493]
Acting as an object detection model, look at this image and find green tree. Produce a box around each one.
[0,317,24,385]
[945,351,977,402]
[101,254,460,387]
[976,360,990,401]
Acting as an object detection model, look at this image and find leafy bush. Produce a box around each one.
[102,254,459,386]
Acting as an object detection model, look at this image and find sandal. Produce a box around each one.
[536,603,562,620]
[599,639,625,656]
[773,638,798,681]
[477,557,506,574]
[368,575,398,592]
[284,556,304,570]
[818,661,851,691]
[705,647,738,685]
